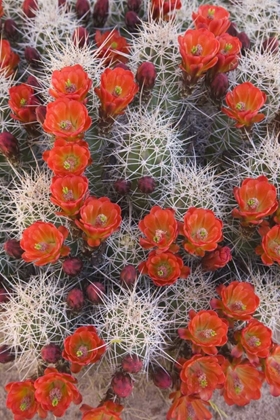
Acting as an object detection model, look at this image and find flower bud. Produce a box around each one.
[76,0,90,21]
[24,46,41,68]
[114,179,131,195]
[201,246,232,272]
[4,19,18,40]
[261,37,279,54]
[92,0,109,28]
[111,372,133,398]
[151,366,172,389]
[120,265,137,288]
[86,282,105,304]
[35,105,47,125]
[226,22,238,37]
[4,239,24,259]
[137,176,156,194]
[0,288,10,304]
[0,132,19,162]
[136,62,157,90]
[122,354,143,374]
[237,31,250,53]
[125,10,141,33]
[22,0,38,18]
[209,73,229,101]
[127,0,141,13]
[41,344,62,363]
[0,345,15,363]
[66,288,84,311]
[72,27,90,48]
[26,75,41,90]
[62,256,83,276]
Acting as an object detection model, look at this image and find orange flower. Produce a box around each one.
[265,344,280,396]
[94,67,139,119]
[75,197,122,247]
[232,176,278,226]
[256,225,280,265]
[20,221,70,266]
[201,246,232,272]
[178,29,220,86]
[167,391,212,420]
[209,33,241,76]
[50,174,89,217]
[221,82,267,128]
[5,379,46,420]
[178,310,228,355]
[182,207,223,257]
[80,401,123,420]
[180,355,225,401]
[62,326,106,373]
[0,39,20,77]
[222,359,263,406]
[34,367,82,417]
[43,98,92,139]
[151,0,182,21]
[95,29,129,66]
[43,138,92,176]
[9,84,39,123]
[211,281,260,321]
[192,5,230,36]
[138,206,179,253]
[49,64,92,101]
[138,250,190,286]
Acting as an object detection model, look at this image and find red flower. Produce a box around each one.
[95,29,130,66]
[221,82,267,128]
[192,5,230,36]
[201,246,232,271]
[49,64,92,101]
[138,250,190,286]
[256,225,280,265]
[94,67,139,119]
[43,98,92,139]
[5,379,46,420]
[209,33,241,76]
[34,367,82,417]
[182,207,223,257]
[43,138,92,176]
[50,174,89,217]
[211,281,260,321]
[178,310,228,355]
[178,29,220,86]
[9,84,39,123]
[0,39,20,77]
[20,221,70,266]
[138,206,179,253]
[180,355,225,401]
[62,326,106,373]
[265,344,280,396]
[151,0,182,21]
[75,197,122,247]
[167,391,212,420]
[80,401,123,420]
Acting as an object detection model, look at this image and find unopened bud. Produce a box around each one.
[62,256,83,276]
[24,46,41,68]
[127,0,141,13]
[226,22,238,37]
[36,106,47,125]
[201,246,232,272]
[114,179,131,195]
[41,344,62,363]
[0,132,19,162]
[120,265,137,288]
[86,282,105,304]
[122,354,143,373]
[4,239,24,259]
[209,73,229,101]
[237,32,250,53]
[111,372,133,398]
[4,19,18,40]
[26,75,41,90]
[0,288,10,304]
[92,0,109,28]
[151,366,172,389]
[136,62,157,90]
[76,0,90,21]
[261,37,279,54]
[22,0,38,18]
[0,345,15,364]
[137,176,156,194]
[66,288,84,311]
[72,27,90,48]
[125,11,141,33]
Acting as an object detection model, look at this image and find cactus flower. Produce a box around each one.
[95,29,130,65]
[256,225,280,265]
[80,401,123,420]
[9,84,39,123]
[265,344,280,397]
[49,64,92,101]
[0,39,20,77]
[167,391,212,420]
[151,0,182,21]
[192,4,230,36]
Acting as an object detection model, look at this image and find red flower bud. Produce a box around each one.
[24,46,41,68]
[62,257,83,277]
[120,265,137,288]
[26,75,41,90]
[41,344,62,364]
[209,73,229,101]
[111,372,133,398]
[261,37,279,54]
[122,354,143,373]
[4,19,18,40]
[127,0,141,13]
[0,132,19,162]
[92,0,109,28]
[201,246,232,271]
[4,239,24,259]
[0,345,15,363]
[226,22,238,37]
[237,31,250,53]
[76,0,90,21]
[151,366,172,389]
[136,62,157,90]
[114,179,132,195]
[0,288,10,304]
[86,282,105,304]
[125,11,141,33]
[72,27,90,48]
[35,105,47,125]
[66,288,84,311]
[22,0,38,18]
[137,176,156,194]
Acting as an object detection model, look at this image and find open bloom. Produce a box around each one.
[75,197,122,247]
[182,207,223,257]
[138,250,190,286]
[43,98,92,139]
[167,391,212,420]
[95,29,129,65]
[256,225,280,265]
[34,367,82,417]
[209,33,241,76]
[20,221,70,266]
[94,67,138,119]
[50,175,89,217]
[49,64,92,101]
[80,401,124,420]
[211,281,260,321]
[0,39,20,77]
[151,0,182,21]
[265,344,280,397]
[178,310,228,355]
[192,4,230,36]
[9,84,39,123]
[221,82,267,128]
[62,326,106,373]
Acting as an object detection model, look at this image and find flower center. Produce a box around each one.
[114,86,122,96]
[200,328,216,338]
[247,197,259,210]
[230,301,246,311]
[221,43,232,54]
[198,372,208,388]
[271,360,280,374]
[274,245,280,255]
[191,44,203,56]
[76,345,89,358]
[20,396,31,411]
[111,41,118,49]
[236,102,246,111]
[49,387,62,407]
[153,229,165,243]
[20,98,26,107]
[59,120,73,130]
[65,79,77,93]
[95,214,107,226]
[157,265,168,277]
[34,242,49,251]
[234,377,244,394]
[207,8,215,18]
[247,335,261,347]
[63,156,78,170]
[196,228,208,240]
[62,186,74,201]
